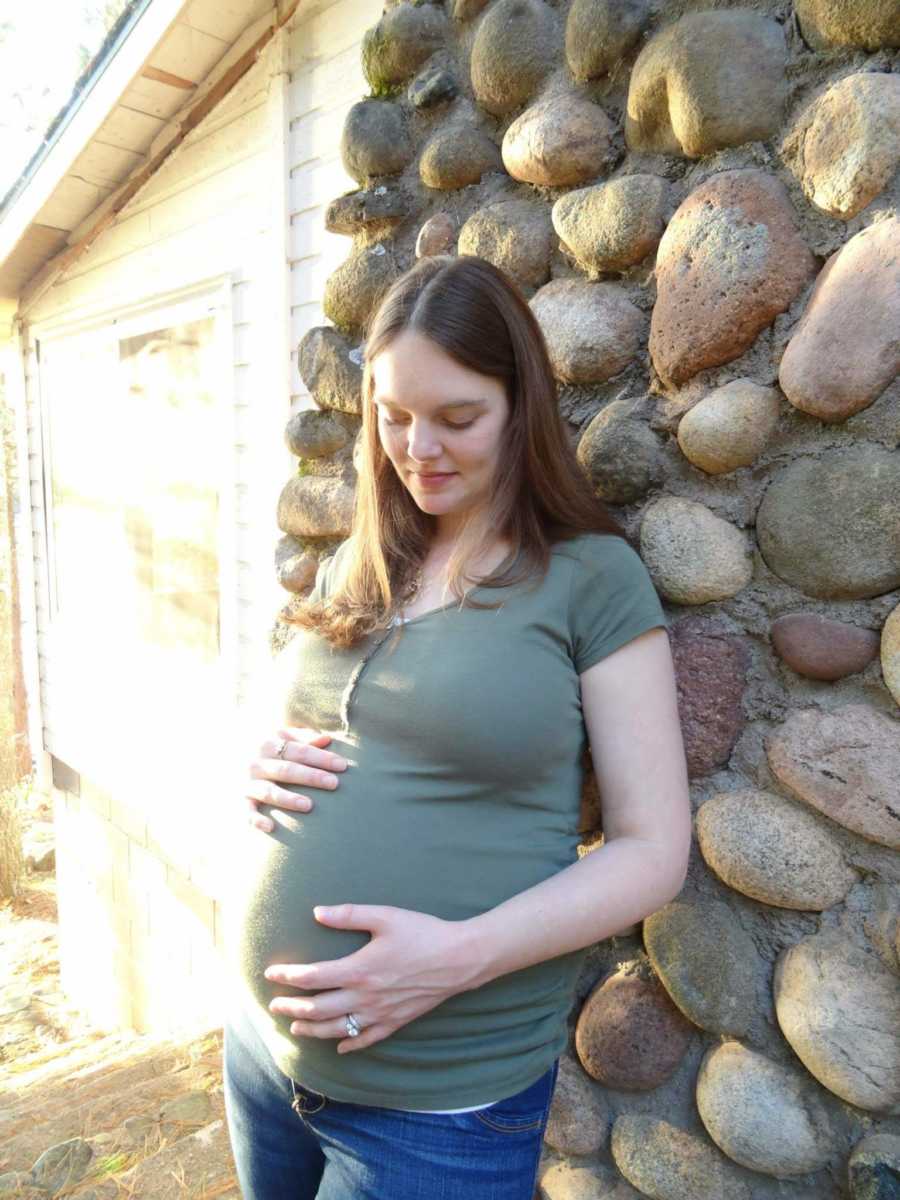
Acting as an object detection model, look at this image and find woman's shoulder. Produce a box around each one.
[310,537,354,602]
[550,531,645,574]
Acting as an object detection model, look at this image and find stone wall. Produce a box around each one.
[275,1,900,1195]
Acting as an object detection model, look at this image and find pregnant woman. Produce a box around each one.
[222,254,691,1199]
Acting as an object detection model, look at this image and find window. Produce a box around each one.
[36,288,235,780]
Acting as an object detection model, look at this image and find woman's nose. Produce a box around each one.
[406,420,441,461]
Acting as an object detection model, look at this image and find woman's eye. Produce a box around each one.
[444,419,475,430]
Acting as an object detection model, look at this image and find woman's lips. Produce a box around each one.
[413,471,456,490]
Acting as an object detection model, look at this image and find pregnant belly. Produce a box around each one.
[232,772,483,1018]
[230,745,579,1027]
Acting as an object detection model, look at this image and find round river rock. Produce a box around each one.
[575,960,693,1090]
[766,703,900,850]
[676,380,780,475]
[612,1114,752,1200]
[771,613,880,681]
[639,498,753,605]
[756,446,900,600]
[643,899,760,1036]
[696,1041,835,1177]
[774,930,900,1112]
[696,788,855,911]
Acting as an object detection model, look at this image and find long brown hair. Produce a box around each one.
[286,254,624,647]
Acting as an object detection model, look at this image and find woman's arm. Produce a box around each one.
[266,626,692,1051]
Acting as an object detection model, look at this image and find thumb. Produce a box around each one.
[314,903,389,931]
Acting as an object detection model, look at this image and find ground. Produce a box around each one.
[0,786,240,1200]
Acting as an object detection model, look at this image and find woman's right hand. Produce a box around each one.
[246,728,348,833]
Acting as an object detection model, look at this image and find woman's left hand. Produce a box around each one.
[264,904,477,1053]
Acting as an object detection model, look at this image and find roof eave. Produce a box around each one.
[0,0,192,287]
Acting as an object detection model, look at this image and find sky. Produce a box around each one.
[0,1,132,204]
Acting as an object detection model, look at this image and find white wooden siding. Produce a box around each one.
[286,0,381,410]
[22,33,292,762]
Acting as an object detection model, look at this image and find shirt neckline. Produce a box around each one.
[395,545,526,627]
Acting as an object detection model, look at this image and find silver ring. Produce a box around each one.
[344,1013,361,1038]
[274,738,288,759]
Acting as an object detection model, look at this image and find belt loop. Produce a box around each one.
[290,1077,327,1116]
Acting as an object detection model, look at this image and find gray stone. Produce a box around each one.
[325,187,411,237]
[756,447,900,600]
[643,900,760,1036]
[795,0,900,50]
[407,63,459,110]
[361,3,446,91]
[696,789,856,911]
[275,538,320,595]
[530,279,644,384]
[0,1174,38,1197]
[771,613,880,682]
[552,175,669,274]
[419,124,502,190]
[676,380,780,476]
[544,1053,611,1157]
[774,931,900,1112]
[778,219,900,422]
[650,169,814,387]
[766,704,900,851]
[159,1090,213,1126]
[340,100,412,185]
[575,960,693,1090]
[540,1161,642,1199]
[848,1132,900,1200]
[323,243,401,336]
[470,0,559,116]
[639,498,753,605]
[566,0,650,82]
[458,199,553,290]
[31,1138,94,1194]
[453,0,490,19]
[670,617,751,779]
[285,409,351,460]
[298,326,364,415]
[416,212,456,258]
[696,1041,835,1177]
[882,602,900,709]
[611,1115,752,1200]
[576,401,663,504]
[625,11,787,158]
[786,73,900,220]
[863,884,900,976]
[123,1114,158,1145]
[22,821,54,872]
[277,475,355,540]
[502,93,615,187]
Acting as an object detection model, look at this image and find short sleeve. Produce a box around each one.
[306,538,351,604]
[568,534,668,674]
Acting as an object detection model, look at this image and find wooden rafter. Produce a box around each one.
[140,65,197,90]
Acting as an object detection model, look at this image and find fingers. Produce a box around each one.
[269,989,354,1024]
[254,739,348,791]
[246,731,349,829]
[337,1024,390,1053]
[247,780,314,823]
[288,1015,365,1039]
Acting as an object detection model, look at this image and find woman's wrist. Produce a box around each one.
[450,915,498,993]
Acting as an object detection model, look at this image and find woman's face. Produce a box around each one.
[370,330,510,535]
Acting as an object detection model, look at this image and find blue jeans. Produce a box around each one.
[223,1000,559,1200]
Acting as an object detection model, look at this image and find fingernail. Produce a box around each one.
[314,906,331,920]
[333,757,348,769]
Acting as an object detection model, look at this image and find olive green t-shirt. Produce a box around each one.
[225,532,667,1110]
